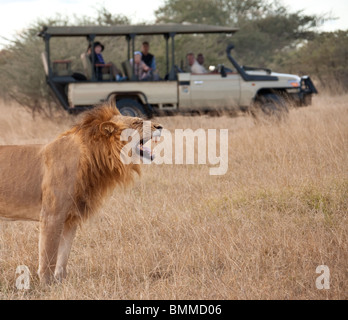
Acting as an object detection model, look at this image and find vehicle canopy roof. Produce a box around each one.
[38,23,238,37]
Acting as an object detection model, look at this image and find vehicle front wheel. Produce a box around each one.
[116,99,147,118]
[253,93,289,121]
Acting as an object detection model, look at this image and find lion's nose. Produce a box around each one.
[154,125,163,130]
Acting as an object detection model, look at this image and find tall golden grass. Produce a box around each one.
[0,95,347,299]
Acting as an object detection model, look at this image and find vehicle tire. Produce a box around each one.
[253,93,289,121]
[116,99,146,118]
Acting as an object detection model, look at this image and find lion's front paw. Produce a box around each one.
[38,269,54,285]
[54,266,67,282]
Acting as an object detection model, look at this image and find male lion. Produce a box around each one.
[0,103,162,284]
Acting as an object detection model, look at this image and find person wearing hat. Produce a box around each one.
[129,51,151,81]
[87,41,122,81]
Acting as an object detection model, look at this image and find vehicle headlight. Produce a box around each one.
[288,80,300,87]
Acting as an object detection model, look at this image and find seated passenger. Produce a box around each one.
[130,51,151,81]
[141,41,160,80]
[186,52,207,74]
[141,41,156,71]
[87,41,122,81]
[197,53,206,69]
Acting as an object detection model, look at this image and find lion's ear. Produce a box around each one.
[99,121,117,136]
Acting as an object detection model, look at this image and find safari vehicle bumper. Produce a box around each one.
[300,76,318,106]
[287,76,318,106]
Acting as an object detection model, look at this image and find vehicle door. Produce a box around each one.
[188,71,241,109]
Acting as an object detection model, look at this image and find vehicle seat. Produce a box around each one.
[41,51,73,77]
[80,52,92,80]
[80,52,113,81]
[41,52,49,76]
[52,60,72,76]
[121,60,132,80]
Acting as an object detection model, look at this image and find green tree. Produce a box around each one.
[276,31,348,93]
[155,0,324,67]
[155,0,229,25]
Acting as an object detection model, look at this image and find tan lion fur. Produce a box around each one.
[0,103,162,284]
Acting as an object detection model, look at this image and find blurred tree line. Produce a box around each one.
[155,0,347,93]
[0,8,132,114]
[0,1,347,114]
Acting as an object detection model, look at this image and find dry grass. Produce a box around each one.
[0,95,347,300]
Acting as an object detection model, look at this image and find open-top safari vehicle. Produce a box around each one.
[38,24,317,117]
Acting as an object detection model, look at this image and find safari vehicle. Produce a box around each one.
[38,24,317,117]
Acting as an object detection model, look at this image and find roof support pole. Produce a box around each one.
[126,35,131,60]
[129,33,136,81]
[164,34,169,76]
[44,33,52,79]
[87,34,96,81]
[169,32,176,80]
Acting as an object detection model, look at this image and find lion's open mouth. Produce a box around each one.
[136,129,162,161]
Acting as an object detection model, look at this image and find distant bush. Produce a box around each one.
[273,31,348,94]
[0,22,52,115]
[0,8,130,115]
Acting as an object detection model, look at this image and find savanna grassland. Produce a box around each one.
[0,94,347,299]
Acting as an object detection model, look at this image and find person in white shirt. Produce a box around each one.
[197,53,205,67]
[186,52,207,73]
[130,51,151,80]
